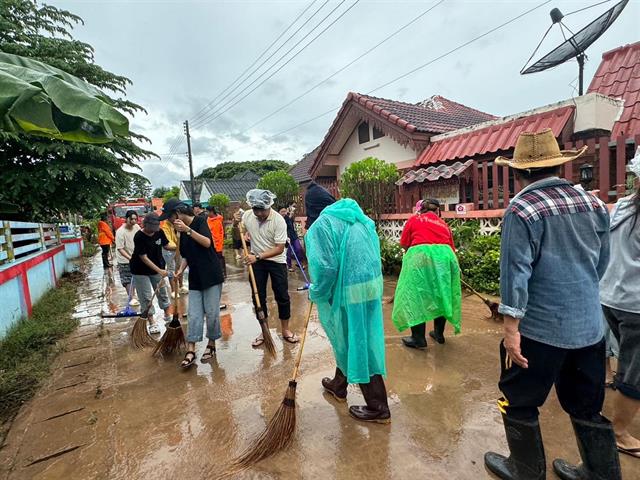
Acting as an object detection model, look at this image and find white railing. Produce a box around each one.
[0,221,79,266]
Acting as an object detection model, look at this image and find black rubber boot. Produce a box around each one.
[349,375,391,424]
[552,416,621,480]
[402,323,427,349]
[322,367,348,402]
[429,316,446,344]
[484,414,546,480]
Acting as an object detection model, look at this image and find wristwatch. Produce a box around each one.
[255,253,261,260]
[186,228,192,236]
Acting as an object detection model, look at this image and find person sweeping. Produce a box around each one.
[392,198,461,349]
[306,198,390,424]
[159,199,225,368]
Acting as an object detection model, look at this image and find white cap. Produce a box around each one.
[246,189,276,209]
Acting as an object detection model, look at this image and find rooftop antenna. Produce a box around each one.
[521,0,629,95]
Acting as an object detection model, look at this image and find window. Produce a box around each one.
[358,122,370,144]
[372,126,384,140]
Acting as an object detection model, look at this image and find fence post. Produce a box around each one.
[38,223,46,251]
[4,221,15,263]
[56,224,62,245]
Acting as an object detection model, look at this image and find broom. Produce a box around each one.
[225,302,314,474]
[460,278,501,321]
[130,278,165,349]
[101,279,140,318]
[287,240,310,291]
[239,223,276,356]
[152,280,186,356]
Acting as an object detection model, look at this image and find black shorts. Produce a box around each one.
[603,305,640,400]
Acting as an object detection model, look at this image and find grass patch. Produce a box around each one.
[0,275,80,435]
[82,242,98,258]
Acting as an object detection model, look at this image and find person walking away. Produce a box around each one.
[161,219,184,294]
[160,199,225,368]
[97,213,115,268]
[484,129,620,480]
[115,210,141,306]
[232,208,244,260]
[306,199,390,423]
[234,189,298,347]
[279,207,304,272]
[130,214,172,335]
[392,199,461,349]
[599,148,640,461]
[207,206,226,278]
[304,181,336,230]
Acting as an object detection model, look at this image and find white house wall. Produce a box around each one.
[178,184,190,201]
[337,123,417,174]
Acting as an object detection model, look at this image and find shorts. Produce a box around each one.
[163,250,176,274]
[603,305,640,400]
[118,263,133,287]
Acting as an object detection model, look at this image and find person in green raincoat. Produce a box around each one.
[306,198,390,424]
[392,199,461,349]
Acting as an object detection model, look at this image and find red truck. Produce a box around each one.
[107,198,151,230]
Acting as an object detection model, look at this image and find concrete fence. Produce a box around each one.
[0,221,84,337]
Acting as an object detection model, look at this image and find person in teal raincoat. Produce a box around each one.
[306,198,390,424]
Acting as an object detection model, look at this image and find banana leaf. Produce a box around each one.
[0,52,129,143]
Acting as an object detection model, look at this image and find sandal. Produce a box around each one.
[618,445,640,459]
[181,351,196,369]
[283,333,300,344]
[252,336,265,348]
[201,344,216,362]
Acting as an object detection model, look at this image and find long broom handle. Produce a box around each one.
[291,302,314,382]
[239,223,263,311]
[288,241,310,285]
[460,277,492,303]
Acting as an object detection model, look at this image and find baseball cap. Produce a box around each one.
[158,198,185,220]
[143,213,160,232]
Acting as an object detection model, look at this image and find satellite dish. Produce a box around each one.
[521,0,629,95]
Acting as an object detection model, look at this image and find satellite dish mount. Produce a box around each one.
[521,0,629,96]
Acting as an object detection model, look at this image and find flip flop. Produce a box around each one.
[282,333,300,344]
[618,445,640,459]
[181,351,196,369]
[252,336,265,348]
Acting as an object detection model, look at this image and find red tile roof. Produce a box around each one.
[416,106,574,166]
[588,41,640,138]
[397,160,474,185]
[289,147,319,184]
[351,92,496,134]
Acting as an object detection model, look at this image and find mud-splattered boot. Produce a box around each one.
[429,316,446,344]
[349,375,391,424]
[552,416,621,480]
[322,368,348,402]
[402,323,427,349]
[484,414,546,480]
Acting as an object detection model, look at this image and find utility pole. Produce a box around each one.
[183,120,195,205]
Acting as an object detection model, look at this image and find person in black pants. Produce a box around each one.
[234,189,298,347]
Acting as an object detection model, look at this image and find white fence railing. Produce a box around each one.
[0,221,80,266]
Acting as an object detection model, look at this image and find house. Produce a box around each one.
[288,146,338,197]
[198,171,260,204]
[308,92,496,185]
[399,41,640,211]
[178,179,203,204]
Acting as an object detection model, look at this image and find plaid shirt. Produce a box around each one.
[499,177,610,348]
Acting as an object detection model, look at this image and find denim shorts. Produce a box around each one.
[603,305,640,400]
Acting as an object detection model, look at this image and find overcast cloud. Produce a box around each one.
[51,0,639,189]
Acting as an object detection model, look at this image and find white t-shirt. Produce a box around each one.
[242,209,287,264]
[115,224,140,265]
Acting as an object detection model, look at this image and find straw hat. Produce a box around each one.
[495,128,587,169]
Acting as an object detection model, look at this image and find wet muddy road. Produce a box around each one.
[1,254,638,479]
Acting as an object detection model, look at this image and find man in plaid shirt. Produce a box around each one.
[484,129,621,480]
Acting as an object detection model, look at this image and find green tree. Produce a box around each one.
[257,170,299,207]
[152,186,170,198]
[208,193,230,215]
[197,159,289,180]
[162,187,180,203]
[119,174,151,199]
[0,0,155,220]
[340,157,399,222]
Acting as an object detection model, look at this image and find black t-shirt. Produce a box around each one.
[179,215,224,290]
[130,230,168,276]
[284,215,298,241]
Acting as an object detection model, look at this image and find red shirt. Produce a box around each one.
[399,212,456,252]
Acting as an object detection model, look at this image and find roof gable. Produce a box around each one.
[201,177,258,202]
[289,147,319,183]
[588,41,640,137]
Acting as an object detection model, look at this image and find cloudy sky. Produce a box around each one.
[51,0,639,189]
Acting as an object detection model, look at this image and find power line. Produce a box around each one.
[190,0,321,126]
[266,0,552,140]
[242,0,445,134]
[192,0,359,131]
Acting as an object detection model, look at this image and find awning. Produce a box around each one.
[416,106,574,166]
[396,160,473,186]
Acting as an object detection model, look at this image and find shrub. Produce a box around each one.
[208,193,231,216]
[454,222,501,295]
[380,236,404,275]
[257,171,299,207]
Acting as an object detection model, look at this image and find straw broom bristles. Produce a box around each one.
[217,303,314,478]
[461,278,502,321]
[153,286,186,356]
[130,278,165,349]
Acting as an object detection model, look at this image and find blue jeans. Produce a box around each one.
[132,274,170,316]
[187,284,222,343]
